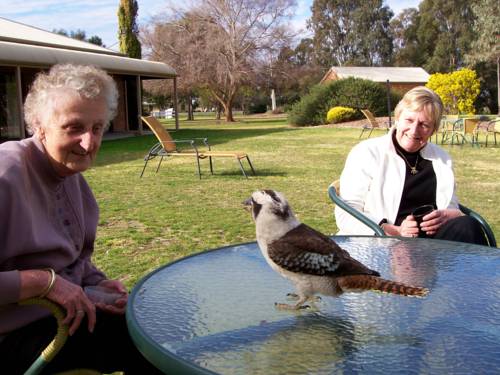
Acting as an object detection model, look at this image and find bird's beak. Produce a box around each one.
[242,197,252,212]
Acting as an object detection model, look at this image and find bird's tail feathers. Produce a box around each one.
[338,275,428,297]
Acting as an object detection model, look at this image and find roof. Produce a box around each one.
[0,17,176,79]
[0,17,120,56]
[320,67,429,84]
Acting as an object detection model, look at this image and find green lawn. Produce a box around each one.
[86,115,500,288]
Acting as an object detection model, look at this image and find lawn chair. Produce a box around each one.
[328,181,497,247]
[140,116,255,179]
[447,118,481,146]
[359,109,390,139]
[484,117,500,147]
[436,115,459,144]
[19,298,101,375]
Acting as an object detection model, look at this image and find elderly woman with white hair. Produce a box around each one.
[0,64,162,374]
[335,86,487,245]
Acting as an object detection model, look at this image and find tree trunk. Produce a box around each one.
[215,102,222,120]
[187,94,194,121]
[497,56,500,115]
[224,102,235,122]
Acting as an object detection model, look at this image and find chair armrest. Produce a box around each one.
[327,184,385,236]
[459,204,497,247]
[19,298,69,375]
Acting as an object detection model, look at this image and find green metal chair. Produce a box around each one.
[328,182,497,247]
[19,298,101,375]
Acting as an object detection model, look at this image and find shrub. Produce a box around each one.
[288,77,397,126]
[426,69,480,114]
[326,106,357,123]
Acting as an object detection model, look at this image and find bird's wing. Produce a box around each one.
[267,224,379,277]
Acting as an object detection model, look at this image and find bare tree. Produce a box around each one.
[142,0,296,122]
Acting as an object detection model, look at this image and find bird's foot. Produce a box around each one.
[308,296,322,303]
[275,302,310,310]
[286,293,299,300]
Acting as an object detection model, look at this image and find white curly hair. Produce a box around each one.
[24,64,118,135]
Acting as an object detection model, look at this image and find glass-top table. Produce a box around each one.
[126,236,500,374]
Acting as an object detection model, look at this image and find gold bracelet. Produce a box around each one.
[39,268,56,298]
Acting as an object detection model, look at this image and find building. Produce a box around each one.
[320,67,430,93]
[0,17,177,141]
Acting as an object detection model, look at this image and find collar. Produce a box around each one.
[29,136,66,189]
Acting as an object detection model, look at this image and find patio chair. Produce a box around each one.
[328,181,497,247]
[359,109,390,139]
[436,115,459,144]
[484,117,500,147]
[447,118,481,146]
[19,298,101,375]
[140,116,256,179]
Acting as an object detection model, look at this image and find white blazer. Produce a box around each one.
[335,129,459,235]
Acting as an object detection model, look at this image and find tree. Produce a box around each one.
[87,36,104,47]
[52,28,104,47]
[308,0,393,67]
[390,8,425,67]
[118,0,141,58]
[143,0,296,122]
[426,69,480,114]
[416,0,475,73]
[465,0,500,113]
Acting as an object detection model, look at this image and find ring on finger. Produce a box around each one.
[76,310,85,315]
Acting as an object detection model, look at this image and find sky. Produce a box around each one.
[0,0,421,52]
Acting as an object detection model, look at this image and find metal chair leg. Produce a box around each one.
[246,156,256,175]
[155,156,164,173]
[195,156,202,179]
[237,158,248,179]
[209,156,214,175]
[140,159,149,178]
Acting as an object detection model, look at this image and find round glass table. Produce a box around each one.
[126,236,500,374]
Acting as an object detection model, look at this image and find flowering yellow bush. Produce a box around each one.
[426,69,480,115]
[326,106,356,124]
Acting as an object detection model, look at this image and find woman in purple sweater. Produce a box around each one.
[0,64,161,374]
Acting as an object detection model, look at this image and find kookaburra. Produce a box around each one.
[243,190,428,310]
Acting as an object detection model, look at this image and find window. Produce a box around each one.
[0,67,22,141]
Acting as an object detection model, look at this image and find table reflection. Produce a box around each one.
[127,236,500,375]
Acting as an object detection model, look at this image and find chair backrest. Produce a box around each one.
[463,118,480,134]
[328,181,385,236]
[141,116,177,152]
[494,118,500,132]
[361,109,379,128]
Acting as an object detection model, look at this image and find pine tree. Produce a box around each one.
[118,0,142,58]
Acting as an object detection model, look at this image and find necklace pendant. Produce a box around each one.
[410,167,418,175]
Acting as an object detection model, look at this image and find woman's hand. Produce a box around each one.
[46,276,96,336]
[381,216,419,237]
[397,215,420,237]
[420,208,463,235]
[94,279,128,315]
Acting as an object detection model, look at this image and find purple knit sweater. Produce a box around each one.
[0,137,106,334]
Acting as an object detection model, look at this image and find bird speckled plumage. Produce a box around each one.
[243,190,428,310]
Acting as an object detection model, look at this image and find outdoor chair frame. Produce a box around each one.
[328,182,497,247]
[19,298,101,375]
[140,116,255,179]
[359,109,390,139]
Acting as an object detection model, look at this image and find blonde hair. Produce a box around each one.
[24,64,118,135]
[394,86,443,133]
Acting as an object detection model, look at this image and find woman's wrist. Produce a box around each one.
[39,268,56,298]
[19,269,54,300]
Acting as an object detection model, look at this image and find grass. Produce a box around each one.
[86,114,500,288]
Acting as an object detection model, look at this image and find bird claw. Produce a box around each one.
[274,302,311,311]
[286,293,299,300]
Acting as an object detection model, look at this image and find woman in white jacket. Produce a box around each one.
[335,86,486,245]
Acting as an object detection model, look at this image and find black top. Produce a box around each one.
[393,133,437,226]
